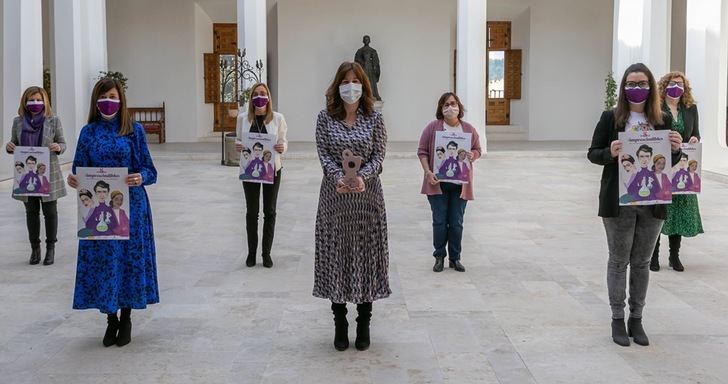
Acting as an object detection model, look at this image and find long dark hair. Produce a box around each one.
[325,61,375,120]
[87,78,133,136]
[614,63,663,127]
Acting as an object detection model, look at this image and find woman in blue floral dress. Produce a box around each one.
[67,78,159,347]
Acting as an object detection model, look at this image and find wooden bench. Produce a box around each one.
[129,103,166,143]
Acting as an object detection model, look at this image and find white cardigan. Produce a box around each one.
[236,111,289,171]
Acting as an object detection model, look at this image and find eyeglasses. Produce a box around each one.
[625,81,650,89]
[668,80,684,87]
[443,102,458,107]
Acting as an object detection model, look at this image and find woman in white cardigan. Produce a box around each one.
[235,82,288,268]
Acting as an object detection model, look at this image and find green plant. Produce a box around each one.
[43,68,52,103]
[97,71,129,91]
[604,71,617,111]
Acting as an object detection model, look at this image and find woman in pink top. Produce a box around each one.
[417,92,483,273]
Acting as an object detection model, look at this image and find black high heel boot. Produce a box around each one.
[29,244,41,265]
[103,313,119,347]
[668,235,684,272]
[650,236,660,271]
[628,317,649,346]
[355,302,372,351]
[43,245,55,266]
[611,318,630,347]
[117,308,132,347]
[331,302,349,351]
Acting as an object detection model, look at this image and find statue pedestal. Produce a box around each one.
[374,100,384,113]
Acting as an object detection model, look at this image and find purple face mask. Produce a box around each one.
[666,85,684,99]
[26,102,45,115]
[624,88,650,104]
[97,98,121,116]
[252,96,269,108]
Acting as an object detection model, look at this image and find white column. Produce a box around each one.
[2,0,44,146]
[685,0,728,173]
[238,0,267,85]
[612,0,671,78]
[52,0,107,162]
[456,0,487,150]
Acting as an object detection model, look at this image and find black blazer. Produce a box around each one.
[677,104,700,142]
[587,110,681,218]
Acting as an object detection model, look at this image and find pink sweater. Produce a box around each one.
[417,119,483,200]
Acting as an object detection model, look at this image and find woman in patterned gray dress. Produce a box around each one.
[313,62,390,351]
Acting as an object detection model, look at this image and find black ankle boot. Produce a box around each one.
[355,302,372,351]
[262,254,273,268]
[245,253,256,267]
[628,317,649,346]
[449,259,465,272]
[29,244,41,265]
[43,246,55,266]
[650,237,660,271]
[668,235,684,272]
[433,257,444,272]
[331,303,349,351]
[117,309,132,347]
[103,313,119,347]
[611,318,630,347]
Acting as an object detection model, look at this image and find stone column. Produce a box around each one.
[238,0,267,85]
[456,0,487,149]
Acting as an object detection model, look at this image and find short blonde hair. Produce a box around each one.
[18,86,53,118]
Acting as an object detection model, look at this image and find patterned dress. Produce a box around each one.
[313,109,391,304]
[72,118,159,314]
[662,104,704,237]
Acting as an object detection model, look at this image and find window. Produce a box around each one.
[486,21,521,125]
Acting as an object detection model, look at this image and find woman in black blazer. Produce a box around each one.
[588,63,683,347]
[651,72,703,272]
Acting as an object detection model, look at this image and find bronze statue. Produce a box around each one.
[355,35,381,101]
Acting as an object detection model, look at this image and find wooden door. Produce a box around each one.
[214,102,238,131]
[214,23,238,54]
[205,24,239,132]
[486,99,510,125]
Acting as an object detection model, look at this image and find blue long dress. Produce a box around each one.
[72,117,159,314]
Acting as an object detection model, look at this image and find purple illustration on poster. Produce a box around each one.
[12,146,51,197]
[671,142,701,195]
[618,130,672,206]
[238,132,278,185]
[434,131,472,184]
[76,167,130,240]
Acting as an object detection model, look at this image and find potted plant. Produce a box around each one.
[604,71,617,111]
[97,71,129,91]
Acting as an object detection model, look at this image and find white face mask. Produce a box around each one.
[339,83,363,105]
[443,106,459,118]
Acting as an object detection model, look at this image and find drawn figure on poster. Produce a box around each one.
[457,149,470,183]
[437,141,461,179]
[85,180,118,236]
[620,154,637,189]
[688,160,701,192]
[19,155,40,193]
[37,163,50,194]
[78,188,95,223]
[111,191,130,237]
[434,146,445,173]
[14,161,25,185]
[652,154,671,201]
[240,148,252,170]
[627,144,660,201]
[672,153,691,192]
[244,142,267,180]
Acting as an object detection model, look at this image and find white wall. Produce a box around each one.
[106,0,214,142]
[0,2,5,179]
[276,0,455,142]
[671,0,687,73]
[194,3,214,139]
[528,0,613,140]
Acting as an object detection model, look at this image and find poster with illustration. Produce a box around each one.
[672,142,702,195]
[76,167,130,240]
[433,131,472,184]
[238,132,278,184]
[618,130,672,206]
[13,146,51,197]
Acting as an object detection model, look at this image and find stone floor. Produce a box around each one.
[1,146,728,384]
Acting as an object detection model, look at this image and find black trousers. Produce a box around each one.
[23,197,58,246]
[242,169,281,256]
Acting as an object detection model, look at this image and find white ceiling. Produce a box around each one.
[195,0,236,23]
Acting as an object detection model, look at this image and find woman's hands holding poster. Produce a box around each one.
[67,174,79,189]
[610,140,623,158]
[235,142,244,152]
[126,173,143,186]
[425,170,439,185]
[688,136,699,144]
[273,144,285,154]
[669,131,683,152]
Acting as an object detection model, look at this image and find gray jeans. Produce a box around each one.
[602,206,663,319]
